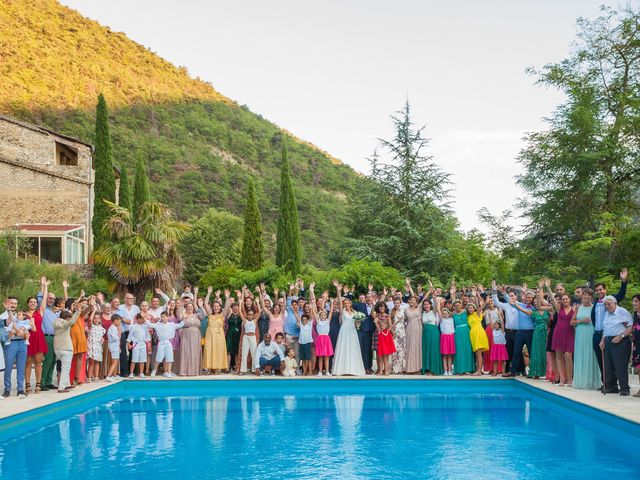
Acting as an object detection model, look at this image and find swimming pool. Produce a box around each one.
[0,380,638,479]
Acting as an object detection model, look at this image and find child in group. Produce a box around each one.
[284,348,298,377]
[374,312,396,375]
[295,312,314,376]
[127,313,151,378]
[314,304,334,376]
[5,310,33,346]
[86,310,106,382]
[148,311,184,378]
[436,298,456,376]
[106,314,122,381]
[490,319,509,376]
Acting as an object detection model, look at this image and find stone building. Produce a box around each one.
[0,113,118,264]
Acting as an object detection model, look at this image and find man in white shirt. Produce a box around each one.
[599,296,633,396]
[491,281,520,372]
[148,288,170,320]
[254,333,285,375]
[116,293,140,376]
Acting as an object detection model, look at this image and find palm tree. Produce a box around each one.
[93,201,190,301]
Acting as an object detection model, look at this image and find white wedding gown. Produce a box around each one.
[332,310,365,376]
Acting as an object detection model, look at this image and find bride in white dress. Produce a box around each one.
[331,280,365,376]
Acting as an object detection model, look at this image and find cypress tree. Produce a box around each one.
[91,93,116,249]
[275,144,302,275]
[240,178,264,270]
[132,153,150,225]
[117,166,132,213]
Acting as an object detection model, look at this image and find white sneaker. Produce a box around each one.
[105,376,114,382]
[128,374,134,378]
[151,370,157,377]
[139,373,145,378]
[316,372,323,377]
[169,372,176,377]
[163,372,172,378]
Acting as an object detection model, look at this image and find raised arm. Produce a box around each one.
[222,290,231,318]
[38,277,49,316]
[332,279,343,314]
[203,286,213,315]
[544,278,559,311]
[155,287,170,305]
[62,280,69,302]
[309,283,318,320]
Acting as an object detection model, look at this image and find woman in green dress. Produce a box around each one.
[511,287,548,378]
[420,295,442,375]
[452,300,474,374]
[572,289,600,390]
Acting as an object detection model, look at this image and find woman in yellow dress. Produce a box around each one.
[202,287,228,373]
[466,290,489,376]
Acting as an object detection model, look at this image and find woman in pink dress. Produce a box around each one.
[258,286,285,339]
[549,292,575,386]
[177,301,202,376]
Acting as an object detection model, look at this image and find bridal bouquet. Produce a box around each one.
[352,312,366,331]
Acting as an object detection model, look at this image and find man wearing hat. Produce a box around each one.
[600,295,633,396]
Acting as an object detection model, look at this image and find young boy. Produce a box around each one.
[127,313,150,378]
[148,311,184,378]
[106,314,122,381]
[5,310,33,346]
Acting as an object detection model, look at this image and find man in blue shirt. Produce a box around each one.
[284,294,301,365]
[502,290,535,377]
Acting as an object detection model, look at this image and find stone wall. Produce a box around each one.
[0,161,91,230]
[0,118,92,183]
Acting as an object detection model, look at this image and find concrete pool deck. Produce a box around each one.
[0,373,638,423]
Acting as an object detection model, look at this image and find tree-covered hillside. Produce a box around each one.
[0,0,357,267]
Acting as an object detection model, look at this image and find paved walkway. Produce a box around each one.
[0,372,638,423]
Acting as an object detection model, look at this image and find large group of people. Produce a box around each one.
[0,270,638,398]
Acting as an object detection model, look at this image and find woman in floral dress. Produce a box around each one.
[391,298,406,374]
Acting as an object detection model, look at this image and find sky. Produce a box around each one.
[61,0,615,232]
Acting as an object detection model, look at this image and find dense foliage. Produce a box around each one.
[179,209,243,284]
[275,145,303,275]
[132,153,151,226]
[91,94,116,249]
[117,164,132,213]
[240,178,264,270]
[93,202,190,300]
[515,5,640,281]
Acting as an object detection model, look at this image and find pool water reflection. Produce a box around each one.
[0,381,638,479]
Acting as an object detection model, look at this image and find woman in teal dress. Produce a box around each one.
[512,288,549,378]
[572,290,600,390]
[421,298,442,375]
[452,301,474,374]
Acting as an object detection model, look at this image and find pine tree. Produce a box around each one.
[275,144,302,275]
[91,93,116,249]
[240,178,264,270]
[117,166,132,213]
[132,153,150,225]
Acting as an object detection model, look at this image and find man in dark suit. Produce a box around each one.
[352,292,375,374]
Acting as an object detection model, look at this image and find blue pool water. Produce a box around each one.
[0,380,638,479]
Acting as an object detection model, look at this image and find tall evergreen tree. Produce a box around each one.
[275,145,302,275]
[117,166,132,213]
[91,93,116,249]
[132,153,150,225]
[240,178,265,270]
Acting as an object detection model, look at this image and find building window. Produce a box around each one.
[55,141,78,166]
[17,225,86,264]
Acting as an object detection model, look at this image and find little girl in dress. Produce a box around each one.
[437,299,456,376]
[374,312,396,376]
[314,304,335,376]
[284,348,297,377]
[490,319,509,375]
[106,315,122,382]
[87,313,106,382]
